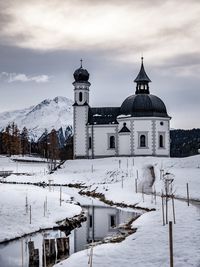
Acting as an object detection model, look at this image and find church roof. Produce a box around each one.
[88,107,120,125]
[120,94,170,118]
[119,123,131,133]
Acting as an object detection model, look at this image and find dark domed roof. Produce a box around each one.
[120,94,169,117]
[73,66,89,83]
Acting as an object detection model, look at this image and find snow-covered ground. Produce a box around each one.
[5,155,200,203]
[0,155,49,175]
[0,184,81,243]
[1,155,200,266]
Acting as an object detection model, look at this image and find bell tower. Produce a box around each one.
[73,60,90,158]
[134,57,151,94]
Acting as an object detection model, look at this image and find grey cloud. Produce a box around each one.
[0,72,50,83]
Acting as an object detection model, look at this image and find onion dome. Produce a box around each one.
[73,59,89,83]
[120,94,169,118]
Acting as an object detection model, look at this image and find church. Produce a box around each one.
[73,58,171,159]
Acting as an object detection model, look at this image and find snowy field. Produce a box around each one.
[0,155,49,175]
[0,184,81,243]
[0,155,200,266]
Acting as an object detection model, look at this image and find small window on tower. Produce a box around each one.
[79,92,83,102]
[159,135,164,148]
[89,136,92,149]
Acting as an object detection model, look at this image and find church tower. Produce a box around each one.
[73,60,90,158]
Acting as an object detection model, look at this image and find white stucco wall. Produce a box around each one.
[93,125,117,157]
[155,119,170,156]
[93,207,118,239]
[118,134,131,155]
[133,119,153,155]
[74,106,88,157]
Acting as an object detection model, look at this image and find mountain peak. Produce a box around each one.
[0,96,73,141]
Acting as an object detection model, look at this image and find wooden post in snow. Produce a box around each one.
[166,195,168,224]
[119,159,121,169]
[142,185,144,202]
[186,183,190,206]
[91,164,94,173]
[21,239,24,267]
[121,176,124,189]
[135,178,138,193]
[44,201,46,217]
[60,186,62,206]
[132,158,134,166]
[172,195,176,224]
[25,195,28,214]
[169,221,174,267]
[30,205,32,224]
[46,196,47,212]
[161,192,165,226]
[154,189,157,205]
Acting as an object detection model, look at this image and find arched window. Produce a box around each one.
[140,135,146,147]
[88,136,92,149]
[79,92,83,102]
[109,136,115,149]
[159,135,164,148]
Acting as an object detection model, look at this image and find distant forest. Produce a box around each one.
[170,129,200,157]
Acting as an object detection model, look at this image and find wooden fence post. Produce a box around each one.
[60,186,62,206]
[186,183,190,206]
[30,205,32,224]
[44,201,46,217]
[21,239,24,267]
[169,221,174,267]
[135,178,138,193]
[119,159,121,169]
[161,193,165,226]
[166,195,168,224]
[172,195,176,224]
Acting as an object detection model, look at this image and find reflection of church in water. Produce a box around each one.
[70,204,137,253]
[73,58,171,159]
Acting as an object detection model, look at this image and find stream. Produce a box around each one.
[0,187,140,267]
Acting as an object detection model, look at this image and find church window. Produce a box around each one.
[79,92,83,102]
[109,215,116,228]
[159,134,164,148]
[140,135,146,147]
[109,136,115,149]
[89,136,92,149]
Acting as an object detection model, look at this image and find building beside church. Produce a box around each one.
[73,59,171,159]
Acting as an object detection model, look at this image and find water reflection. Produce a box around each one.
[0,205,138,267]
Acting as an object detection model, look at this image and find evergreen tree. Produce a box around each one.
[21,127,29,156]
[49,129,59,169]
[3,124,11,155]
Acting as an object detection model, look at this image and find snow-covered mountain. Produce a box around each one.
[0,96,73,142]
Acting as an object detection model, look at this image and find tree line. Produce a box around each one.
[0,123,69,160]
[170,129,200,157]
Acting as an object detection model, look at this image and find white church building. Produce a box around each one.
[73,58,171,159]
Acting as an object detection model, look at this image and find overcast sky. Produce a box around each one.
[0,0,199,129]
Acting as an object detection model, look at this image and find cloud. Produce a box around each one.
[0,0,199,65]
[0,72,50,83]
